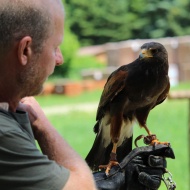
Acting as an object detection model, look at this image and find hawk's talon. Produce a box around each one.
[143,134,157,145]
[149,136,170,146]
[99,160,119,176]
[134,134,145,147]
[135,134,170,147]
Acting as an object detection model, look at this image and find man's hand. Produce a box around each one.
[17,97,50,138]
[18,97,39,123]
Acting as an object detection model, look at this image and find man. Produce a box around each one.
[0,0,96,189]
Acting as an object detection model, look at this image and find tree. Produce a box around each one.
[52,25,80,77]
[64,0,190,45]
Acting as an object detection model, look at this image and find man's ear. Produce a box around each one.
[17,36,32,66]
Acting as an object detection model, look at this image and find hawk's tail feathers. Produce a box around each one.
[85,132,112,171]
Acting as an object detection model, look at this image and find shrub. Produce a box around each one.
[52,26,80,77]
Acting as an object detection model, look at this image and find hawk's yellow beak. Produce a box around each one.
[140,49,153,59]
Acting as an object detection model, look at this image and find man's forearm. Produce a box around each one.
[34,118,85,168]
[18,97,97,190]
[33,118,97,190]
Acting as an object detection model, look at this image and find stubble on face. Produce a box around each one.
[17,54,46,97]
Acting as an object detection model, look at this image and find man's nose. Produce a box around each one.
[55,47,64,66]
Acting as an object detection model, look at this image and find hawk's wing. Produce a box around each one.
[96,69,128,120]
[154,77,170,108]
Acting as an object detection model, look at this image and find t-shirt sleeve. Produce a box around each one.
[0,130,70,190]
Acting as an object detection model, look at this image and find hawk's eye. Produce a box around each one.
[150,48,158,54]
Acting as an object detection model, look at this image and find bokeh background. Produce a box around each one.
[38,0,190,189]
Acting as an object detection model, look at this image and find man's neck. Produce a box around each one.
[0,86,21,112]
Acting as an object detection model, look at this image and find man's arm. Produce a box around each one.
[18,97,97,190]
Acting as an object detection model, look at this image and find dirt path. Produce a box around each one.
[43,102,98,115]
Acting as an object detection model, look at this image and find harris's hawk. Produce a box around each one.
[86,42,170,175]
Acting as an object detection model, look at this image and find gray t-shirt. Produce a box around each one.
[0,108,70,190]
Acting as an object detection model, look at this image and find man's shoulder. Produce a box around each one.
[0,109,23,135]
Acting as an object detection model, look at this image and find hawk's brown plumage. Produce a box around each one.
[86,42,170,174]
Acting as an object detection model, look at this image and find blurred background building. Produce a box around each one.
[78,36,190,86]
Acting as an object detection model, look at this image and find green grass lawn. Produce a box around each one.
[36,82,190,190]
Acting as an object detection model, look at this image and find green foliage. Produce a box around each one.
[54,0,190,77]
[64,0,190,45]
[68,55,105,79]
[65,0,136,45]
[51,21,103,78]
[52,26,80,77]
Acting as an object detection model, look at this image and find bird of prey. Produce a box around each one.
[85,42,170,175]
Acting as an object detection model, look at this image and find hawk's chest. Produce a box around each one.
[126,64,167,95]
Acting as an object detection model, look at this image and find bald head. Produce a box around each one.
[0,0,64,55]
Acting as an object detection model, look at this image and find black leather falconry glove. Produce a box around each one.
[93,144,175,190]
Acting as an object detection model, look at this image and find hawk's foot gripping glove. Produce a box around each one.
[93,144,176,190]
